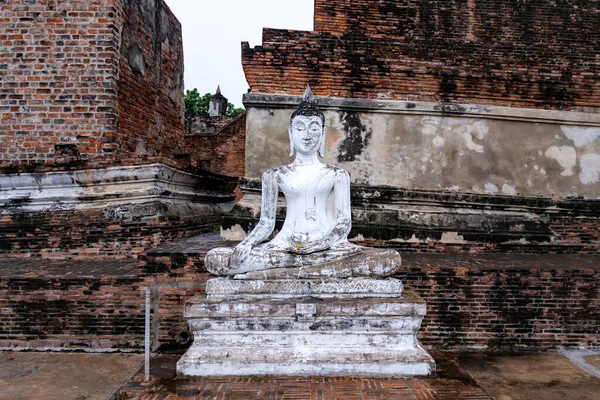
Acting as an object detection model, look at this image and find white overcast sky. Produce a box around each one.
[164,0,315,107]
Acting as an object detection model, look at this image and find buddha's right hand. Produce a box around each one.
[293,238,331,255]
[231,242,252,267]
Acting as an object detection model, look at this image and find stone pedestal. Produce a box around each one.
[177,278,435,377]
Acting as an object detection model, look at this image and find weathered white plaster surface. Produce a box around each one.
[0,164,233,215]
[177,290,435,377]
[561,126,600,148]
[244,95,600,199]
[545,146,577,176]
[580,154,600,185]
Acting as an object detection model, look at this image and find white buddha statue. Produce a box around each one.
[205,87,401,279]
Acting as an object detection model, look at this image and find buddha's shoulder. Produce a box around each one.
[262,164,349,177]
[323,164,350,177]
[262,166,288,178]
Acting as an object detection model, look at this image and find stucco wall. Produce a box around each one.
[244,95,600,199]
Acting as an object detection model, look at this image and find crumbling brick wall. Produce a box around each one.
[117,0,186,158]
[0,260,146,351]
[0,0,185,167]
[243,0,600,110]
[187,113,246,177]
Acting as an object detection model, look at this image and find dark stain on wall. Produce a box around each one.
[337,112,372,162]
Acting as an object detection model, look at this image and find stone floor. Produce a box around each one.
[0,352,143,400]
[459,353,600,400]
[1,351,599,399]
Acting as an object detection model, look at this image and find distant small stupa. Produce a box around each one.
[208,85,228,117]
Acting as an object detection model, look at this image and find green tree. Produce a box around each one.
[184,89,245,118]
[184,89,211,119]
[227,102,245,117]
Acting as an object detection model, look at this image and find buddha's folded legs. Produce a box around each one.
[234,248,401,279]
[205,245,401,278]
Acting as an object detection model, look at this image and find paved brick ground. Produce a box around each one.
[117,353,492,399]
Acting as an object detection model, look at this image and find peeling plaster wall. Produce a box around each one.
[244,95,600,199]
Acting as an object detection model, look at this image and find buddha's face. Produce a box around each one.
[289,115,323,155]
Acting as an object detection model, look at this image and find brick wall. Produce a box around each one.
[138,245,600,352]
[0,207,222,259]
[242,0,599,110]
[0,0,122,165]
[2,248,596,352]
[0,260,145,351]
[397,255,600,350]
[186,113,246,177]
[0,0,185,167]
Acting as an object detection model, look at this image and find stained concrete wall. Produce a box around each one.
[244,95,600,199]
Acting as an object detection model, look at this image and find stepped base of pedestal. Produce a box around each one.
[177,279,435,377]
[177,344,434,377]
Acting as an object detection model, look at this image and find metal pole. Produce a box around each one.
[144,286,151,382]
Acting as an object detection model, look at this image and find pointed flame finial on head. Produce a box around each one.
[290,85,323,125]
[302,85,315,104]
[215,85,221,95]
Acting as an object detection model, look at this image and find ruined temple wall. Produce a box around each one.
[243,0,599,110]
[186,113,247,177]
[0,0,185,167]
[237,95,600,253]
[239,1,600,253]
[0,1,232,259]
[116,0,186,158]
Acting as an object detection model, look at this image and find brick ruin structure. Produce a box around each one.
[0,0,239,351]
[185,88,246,177]
[0,0,597,353]
[0,0,240,259]
[0,0,186,166]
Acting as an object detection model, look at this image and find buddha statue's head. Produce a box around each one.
[288,86,326,157]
